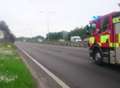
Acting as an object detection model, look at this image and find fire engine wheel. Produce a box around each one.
[93,49,103,65]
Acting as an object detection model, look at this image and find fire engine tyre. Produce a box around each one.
[93,49,103,65]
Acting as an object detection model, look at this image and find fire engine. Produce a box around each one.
[87,11,120,64]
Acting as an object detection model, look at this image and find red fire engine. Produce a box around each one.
[88,11,120,64]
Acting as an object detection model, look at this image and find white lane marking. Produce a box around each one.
[21,49,70,88]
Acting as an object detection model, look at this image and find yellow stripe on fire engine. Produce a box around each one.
[116,43,119,47]
[100,35,109,43]
[89,37,95,44]
[118,34,120,43]
[109,43,119,48]
[109,43,113,47]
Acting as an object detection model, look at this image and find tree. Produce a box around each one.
[0,21,15,43]
[46,31,68,41]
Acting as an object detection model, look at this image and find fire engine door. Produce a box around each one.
[114,22,120,64]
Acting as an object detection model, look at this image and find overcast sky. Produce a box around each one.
[0,0,119,37]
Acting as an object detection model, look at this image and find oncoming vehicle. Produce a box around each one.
[87,11,120,65]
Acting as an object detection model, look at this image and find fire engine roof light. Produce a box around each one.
[92,16,100,20]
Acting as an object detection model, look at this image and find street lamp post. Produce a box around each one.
[40,10,55,41]
[46,12,50,41]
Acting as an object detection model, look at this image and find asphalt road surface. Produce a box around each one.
[16,42,120,88]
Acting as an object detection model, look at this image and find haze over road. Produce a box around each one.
[16,42,120,88]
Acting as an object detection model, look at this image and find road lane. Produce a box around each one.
[16,42,120,88]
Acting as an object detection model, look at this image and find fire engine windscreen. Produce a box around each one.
[88,23,96,33]
[91,23,96,28]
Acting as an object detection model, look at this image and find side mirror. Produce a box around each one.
[85,26,90,35]
[85,25,90,32]
[86,25,90,30]
[86,31,91,35]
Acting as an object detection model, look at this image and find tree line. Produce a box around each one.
[46,27,89,41]
[16,25,90,42]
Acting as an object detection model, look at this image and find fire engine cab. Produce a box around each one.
[88,11,120,64]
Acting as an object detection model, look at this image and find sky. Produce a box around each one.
[0,0,119,37]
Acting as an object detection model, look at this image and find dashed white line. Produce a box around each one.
[21,49,70,88]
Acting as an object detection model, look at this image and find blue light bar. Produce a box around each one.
[92,16,100,20]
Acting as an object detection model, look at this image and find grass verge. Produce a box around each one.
[0,43,36,88]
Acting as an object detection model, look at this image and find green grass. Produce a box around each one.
[0,43,36,88]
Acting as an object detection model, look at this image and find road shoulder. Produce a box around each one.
[17,48,62,88]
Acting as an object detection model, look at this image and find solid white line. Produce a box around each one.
[21,49,70,88]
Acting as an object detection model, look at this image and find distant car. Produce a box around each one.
[70,36,81,42]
